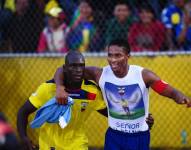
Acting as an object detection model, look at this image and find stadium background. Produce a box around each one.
[1,0,191,149]
[0,52,191,150]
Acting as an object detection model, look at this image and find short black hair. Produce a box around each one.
[65,51,85,64]
[108,39,131,54]
[138,3,156,18]
[114,0,131,10]
[78,0,93,8]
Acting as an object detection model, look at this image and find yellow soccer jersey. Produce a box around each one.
[29,79,105,150]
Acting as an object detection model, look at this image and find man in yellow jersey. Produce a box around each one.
[17,51,106,150]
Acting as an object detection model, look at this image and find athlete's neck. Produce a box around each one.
[114,65,129,78]
[64,80,82,91]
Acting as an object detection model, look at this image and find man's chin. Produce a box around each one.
[112,69,124,77]
[111,67,119,73]
[73,78,83,83]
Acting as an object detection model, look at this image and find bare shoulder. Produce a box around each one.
[142,68,161,87]
[85,66,102,75]
[85,66,103,83]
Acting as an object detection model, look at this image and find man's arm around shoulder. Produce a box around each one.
[54,66,102,104]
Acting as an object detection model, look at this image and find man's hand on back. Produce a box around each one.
[146,113,154,130]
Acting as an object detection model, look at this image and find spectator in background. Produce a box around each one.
[0,0,14,52]
[37,6,69,53]
[128,0,169,19]
[128,4,165,52]
[66,0,101,52]
[104,1,136,46]
[81,0,116,50]
[8,0,45,53]
[58,0,78,24]
[0,112,21,150]
[161,0,185,50]
[177,0,191,51]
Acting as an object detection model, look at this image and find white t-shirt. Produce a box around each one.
[99,65,149,133]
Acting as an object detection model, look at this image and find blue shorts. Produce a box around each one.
[104,127,150,150]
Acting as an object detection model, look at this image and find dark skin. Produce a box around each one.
[54,45,191,131]
[17,52,109,150]
[17,101,37,150]
[17,101,108,150]
[55,45,191,107]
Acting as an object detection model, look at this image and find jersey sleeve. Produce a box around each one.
[29,83,56,108]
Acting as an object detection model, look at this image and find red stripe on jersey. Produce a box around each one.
[87,93,96,100]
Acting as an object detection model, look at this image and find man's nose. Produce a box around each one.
[110,57,118,63]
[76,66,83,72]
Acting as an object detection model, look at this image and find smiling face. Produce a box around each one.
[174,0,185,8]
[107,45,130,78]
[139,9,154,24]
[114,4,130,23]
[65,52,85,87]
[48,16,61,29]
[79,1,93,20]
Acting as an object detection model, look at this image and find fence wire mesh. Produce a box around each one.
[1,0,191,53]
[0,53,191,149]
[1,0,191,149]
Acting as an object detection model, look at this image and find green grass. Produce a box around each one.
[109,108,145,120]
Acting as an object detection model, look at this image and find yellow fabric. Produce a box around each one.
[48,7,63,18]
[4,0,15,12]
[44,0,59,14]
[171,13,180,24]
[29,80,105,150]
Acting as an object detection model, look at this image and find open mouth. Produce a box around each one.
[73,75,83,80]
[111,65,118,71]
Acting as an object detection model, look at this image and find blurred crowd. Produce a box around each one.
[0,112,21,150]
[0,0,191,53]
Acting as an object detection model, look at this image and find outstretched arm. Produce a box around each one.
[143,69,191,107]
[17,100,37,150]
[54,66,102,104]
